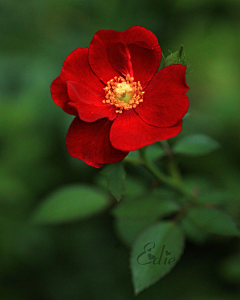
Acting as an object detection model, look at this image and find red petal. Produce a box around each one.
[107,42,133,77]
[107,42,160,89]
[89,26,161,85]
[50,76,77,115]
[135,65,189,127]
[53,48,117,121]
[110,110,182,151]
[67,81,117,122]
[124,26,161,53]
[124,26,161,88]
[60,48,104,95]
[89,30,124,84]
[126,43,160,89]
[66,117,128,168]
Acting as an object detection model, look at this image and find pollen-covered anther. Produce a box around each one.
[103,74,144,113]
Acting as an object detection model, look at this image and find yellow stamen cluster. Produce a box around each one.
[102,74,144,113]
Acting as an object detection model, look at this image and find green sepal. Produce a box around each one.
[163,45,188,68]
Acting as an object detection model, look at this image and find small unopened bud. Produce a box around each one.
[163,45,188,68]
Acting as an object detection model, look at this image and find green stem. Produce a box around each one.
[160,140,182,182]
[139,147,194,200]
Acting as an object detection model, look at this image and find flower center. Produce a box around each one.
[103,74,144,113]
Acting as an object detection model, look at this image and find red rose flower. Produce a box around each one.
[51,26,189,168]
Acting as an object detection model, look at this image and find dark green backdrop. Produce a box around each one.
[0,0,240,299]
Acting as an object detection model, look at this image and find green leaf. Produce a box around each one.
[112,195,179,218]
[183,176,229,205]
[197,191,229,205]
[180,216,209,244]
[187,208,240,237]
[32,184,109,224]
[130,222,185,295]
[114,217,157,247]
[182,111,191,120]
[125,149,139,159]
[101,162,126,200]
[173,134,220,156]
[125,176,147,197]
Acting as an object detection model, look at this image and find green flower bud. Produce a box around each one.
[163,45,188,68]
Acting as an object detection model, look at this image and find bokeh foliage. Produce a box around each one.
[0,0,240,299]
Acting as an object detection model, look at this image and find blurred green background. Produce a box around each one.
[0,0,240,299]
